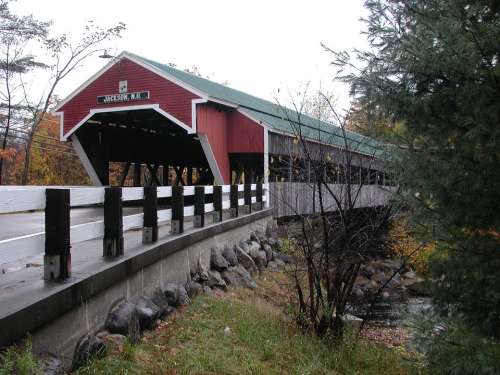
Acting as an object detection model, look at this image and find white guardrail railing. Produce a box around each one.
[0,184,269,265]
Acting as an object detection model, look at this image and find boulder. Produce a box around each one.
[262,244,273,262]
[403,271,417,279]
[222,245,239,266]
[163,283,190,307]
[372,271,387,283]
[207,269,227,290]
[273,251,292,264]
[72,335,106,370]
[255,251,268,270]
[133,296,160,330]
[247,241,261,254]
[186,281,203,297]
[267,261,278,270]
[105,301,141,343]
[239,241,250,253]
[362,264,376,278]
[221,265,257,289]
[235,246,258,275]
[406,279,432,296]
[211,247,229,271]
[249,232,260,245]
[151,288,174,318]
[37,352,64,375]
[274,258,286,268]
[267,237,277,248]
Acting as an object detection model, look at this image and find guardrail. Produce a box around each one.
[0,183,268,280]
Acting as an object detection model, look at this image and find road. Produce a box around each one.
[0,207,142,241]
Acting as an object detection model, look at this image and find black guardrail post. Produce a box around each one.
[256,182,263,210]
[103,187,124,257]
[244,183,252,214]
[230,185,238,218]
[143,186,158,243]
[171,186,184,234]
[194,186,205,228]
[44,189,71,281]
[213,185,222,223]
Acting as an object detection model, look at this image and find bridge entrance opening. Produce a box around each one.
[72,108,214,186]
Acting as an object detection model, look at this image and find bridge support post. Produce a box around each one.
[194,186,205,228]
[230,185,238,218]
[44,189,71,281]
[213,185,222,223]
[103,187,124,257]
[244,184,252,214]
[143,186,158,243]
[256,182,263,210]
[171,186,184,234]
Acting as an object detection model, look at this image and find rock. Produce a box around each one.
[37,352,64,375]
[207,269,227,290]
[355,275,370,287]
[342,314,363,331]
[372,271,387,283]
[197,260,210,282]
[262,244,273,262]
[151,288,173,318]
[235,246,258,275]
[382,291,391,300]
[186,281,203,297]
[274,258,286,268]
[249,232,260,245]
[133,296,160,330]
[221,265,257,289]
[222,245,238,266]
[105,301,141,343]
[254,251,268,270]
[96,331,126,353]
[406,279,432,296]
[163,283,190,307]
[267,261,278,269]
[362,265,376,278]
[273,251,292,264]
[239,241,250,253]
[247,241,261,254]
[72,335,106,370]
[211,247,229,271]
[353,287,364,299]
[403,271,417,279]
[224,326,232,335]
[203,285,213,294]
[267,237,277,248]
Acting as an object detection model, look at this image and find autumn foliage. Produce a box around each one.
[1,114,91,185]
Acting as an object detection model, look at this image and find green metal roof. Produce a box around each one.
[127,52,385,157]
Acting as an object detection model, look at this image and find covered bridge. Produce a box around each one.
[55,51,389,192]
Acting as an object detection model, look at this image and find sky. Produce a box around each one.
[12,0,369,111]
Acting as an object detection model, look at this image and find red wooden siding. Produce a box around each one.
[196,104,230,183]
[59,58,200,136]
[227,111,264,153]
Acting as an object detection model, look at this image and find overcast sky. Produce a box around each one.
[12,0,369,111]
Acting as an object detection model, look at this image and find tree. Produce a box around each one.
[20,20,125,184]
[0,0,49,184]
[330,0,500,345]
[272,92,395,342]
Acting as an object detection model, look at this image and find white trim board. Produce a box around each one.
[62,103,194,141]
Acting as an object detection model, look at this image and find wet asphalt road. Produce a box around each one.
[0,207,142,241]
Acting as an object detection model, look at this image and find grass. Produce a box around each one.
[77,271,423,375]
[0,339,38,375]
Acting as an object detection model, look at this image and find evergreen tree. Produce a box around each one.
[332,0,500,341]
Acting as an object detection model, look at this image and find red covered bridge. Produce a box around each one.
[54,51,391,215]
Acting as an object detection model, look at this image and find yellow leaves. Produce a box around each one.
[389,218,435,274]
